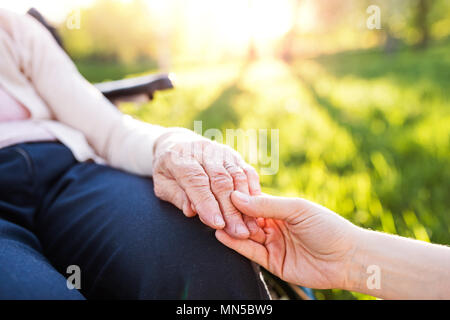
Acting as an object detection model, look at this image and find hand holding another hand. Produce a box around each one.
[216,191,361,290]
[152,129,265,241]
[152,130,450,299]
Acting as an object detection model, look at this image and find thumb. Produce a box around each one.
[231,191,302,222]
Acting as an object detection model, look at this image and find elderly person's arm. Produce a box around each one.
[216,191,450,299]
[1,9,263,239]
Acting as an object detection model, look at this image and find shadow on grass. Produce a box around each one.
[313,40,450,89]
[192,66,250,130]
[192,84,242,130]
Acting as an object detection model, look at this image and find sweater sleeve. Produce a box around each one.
[6,10,171,176]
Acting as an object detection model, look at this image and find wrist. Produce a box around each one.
[153,127,197,156]
[341,227,372,292]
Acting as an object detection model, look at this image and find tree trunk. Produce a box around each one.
[416,0,430,49]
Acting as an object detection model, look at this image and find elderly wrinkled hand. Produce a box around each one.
[152,129,265,240]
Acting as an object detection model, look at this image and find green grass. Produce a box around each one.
[74,59,157,83]
[77,43,450,300]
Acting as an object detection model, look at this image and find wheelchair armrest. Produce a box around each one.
[27,8,174,103]
[94,73,174,101]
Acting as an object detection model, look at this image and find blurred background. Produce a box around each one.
[5,0,449,299]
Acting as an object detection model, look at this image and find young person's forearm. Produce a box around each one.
[345,228,450,299]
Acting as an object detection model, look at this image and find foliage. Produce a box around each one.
[60,0,157,63]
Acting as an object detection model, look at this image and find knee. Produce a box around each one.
[176,231,269,299]
[114,181,269,299]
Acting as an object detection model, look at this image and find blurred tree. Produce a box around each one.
[60,0,157,63]
[414,0,431,48]
[279,0,301,63]
[375,0,409,53]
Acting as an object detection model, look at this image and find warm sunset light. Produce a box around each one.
[145,0,297,54]
[4,0,307,51]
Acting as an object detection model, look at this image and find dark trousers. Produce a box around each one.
[0,142,268,299]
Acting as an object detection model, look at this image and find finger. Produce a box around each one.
[224,159,264,240]
[203,160,250,239]
[224,160,249,194]
[215,230,268,269]
[256,218,266,228]
[234,186,265,243]
[242,164,261,195]
[242,163,265,227]
[243,215,259,234]
[231,191,303,223]
[153,173,196,217]
[171,161,226,229]
[245,215,266,243]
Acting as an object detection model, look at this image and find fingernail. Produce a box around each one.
[233,191,249,204]
[214,215,225,227]
[236,223,249,235]
[247,220,258,233]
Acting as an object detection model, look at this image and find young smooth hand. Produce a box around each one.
[215,191,362,290]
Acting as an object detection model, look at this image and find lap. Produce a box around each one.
[0,143,84,299]
[0,218,84,299]
[36,161,268,299]
[0,142,268,299]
